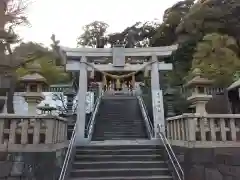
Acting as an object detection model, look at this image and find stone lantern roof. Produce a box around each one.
[19,62,47,84]
[185,68,213,87]
[38,104,57,111]
[19,73,47,84]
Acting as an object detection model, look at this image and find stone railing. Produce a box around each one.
[167,114,240,147]
[0,114,68,152]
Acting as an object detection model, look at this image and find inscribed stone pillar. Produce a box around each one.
[151,55,165,137]
[76,56,88,145]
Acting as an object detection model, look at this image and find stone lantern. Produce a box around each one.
[185,68,213,115]
[64,88,76,115]
[19,63,47,115]
[38,104,57,115]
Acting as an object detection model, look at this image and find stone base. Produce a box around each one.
[0,150,66,179]
[169,146,240,180]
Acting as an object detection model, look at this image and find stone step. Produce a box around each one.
[92,137,148,141]
[96,119,143,123]
[93,130,146,134]
[92,97,148,140]
[70,168,170,178]
[78,145,162,150]
[75,154,163,162]
[93,131,145,137]
[94,126,146,131]
[72,161,167,169]
[70,176,172,180]
[76,149,163,155]
[92,135,147,139]
[95,123,144,126]
[97,120,143,123]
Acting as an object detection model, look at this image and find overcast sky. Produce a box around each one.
[17,0,178,47]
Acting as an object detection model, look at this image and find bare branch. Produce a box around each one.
[5,0,30,27]
[52,93,68,113]
[73,102,78,113]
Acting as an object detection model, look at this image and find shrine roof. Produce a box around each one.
[227,79,240,91]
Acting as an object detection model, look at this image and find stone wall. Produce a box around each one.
[0,150,65,180]
[170,146,240,180]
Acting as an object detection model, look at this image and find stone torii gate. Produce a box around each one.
[60,45,178,143]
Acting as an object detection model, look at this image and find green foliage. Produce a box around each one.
[77,21,158,48]
[77,21,109,48]
[38,56,70,84]
[151,0,194,46]
[15,42,70,84]
[191,33,240,86]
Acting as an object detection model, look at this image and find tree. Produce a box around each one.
[107,21,158,48]
[151,0,194,46]
[149,0,195,86]
[0,0,36,113]
[191,33,240,86]
[15,42,71,84]
[77,21,109,48]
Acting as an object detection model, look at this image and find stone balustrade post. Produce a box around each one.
[21,120,28,144]
[33,119,41,144]
[209,118,216,141]
[230,118,237,141]
[45,119,54,144]
[9,119,17,144]
[220,118,227,141]
[0,118,4,144]
[187,117,197,141]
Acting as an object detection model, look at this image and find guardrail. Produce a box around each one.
[158,124,184,180]
[137,96,154,138]
[86,96,102,140]
[59,95,102,180]
[58,122,76,180]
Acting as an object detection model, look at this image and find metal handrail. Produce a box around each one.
[157,124,184,180]
[86,96,102,139]
[59,93,102,180]
[58,121,77,180]
[137,96,154,137]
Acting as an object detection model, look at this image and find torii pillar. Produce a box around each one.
[76,56,88,144]
[151,55,165,137]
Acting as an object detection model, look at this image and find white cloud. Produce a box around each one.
[17,0,178,47]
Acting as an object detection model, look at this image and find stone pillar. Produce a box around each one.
[151,55,165,136]
[76,56,88,145]
[27,99,39,115]
[164,87,176,117]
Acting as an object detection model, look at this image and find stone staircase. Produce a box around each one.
[92,95,148,141]
[69,144,173,180]
[66,95,173,180]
